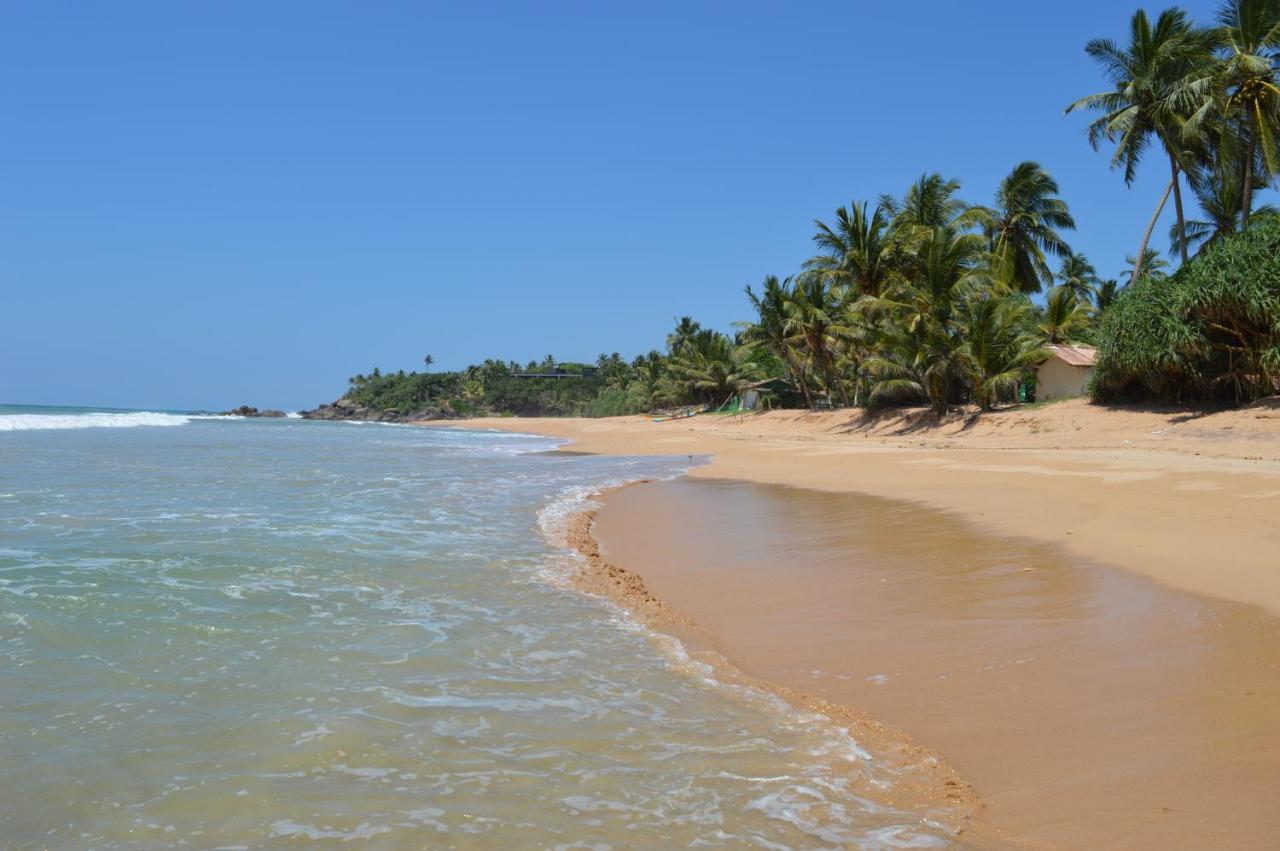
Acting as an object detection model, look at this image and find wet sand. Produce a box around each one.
[441,406,1280,618]
[560,500,985,841]
[436,406,1280,846]
[588,478,1280,849]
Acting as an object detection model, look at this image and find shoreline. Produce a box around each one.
[578,476,1280,849]
[556,489,984,844]
[437,401,1280,617]
[435,403,1280,847]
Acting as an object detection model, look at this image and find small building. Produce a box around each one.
[1036,344,1098,401]
[512,364,600,380]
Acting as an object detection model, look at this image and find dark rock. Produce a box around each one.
[299,397,459,423]
[222,405,288,418]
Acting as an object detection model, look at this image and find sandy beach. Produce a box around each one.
[442,400,1280,848]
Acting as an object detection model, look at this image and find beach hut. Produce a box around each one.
[1036,344,1098,400]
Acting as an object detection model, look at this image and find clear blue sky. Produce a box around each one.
[2,0,1227,410]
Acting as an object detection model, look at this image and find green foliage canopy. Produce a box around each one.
[1093,213,1280,402]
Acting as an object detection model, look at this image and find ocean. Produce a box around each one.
[0,406,954,848]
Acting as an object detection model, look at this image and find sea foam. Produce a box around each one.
[0,411,203,431]
[1,419,957,848]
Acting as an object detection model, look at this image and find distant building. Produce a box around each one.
[1036,344,1098,401]
[512,364,600,379]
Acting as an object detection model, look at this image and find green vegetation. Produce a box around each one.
[343,359,613,418]
[334,4,1280,418]
[1094,213,1280,403]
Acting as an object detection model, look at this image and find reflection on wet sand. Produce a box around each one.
[594,477,1280,849]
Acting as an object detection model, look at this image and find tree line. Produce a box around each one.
[337,4,1280,418]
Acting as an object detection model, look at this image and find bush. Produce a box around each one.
[481,374,603,416]
[346,371,462,412]
[577,386,651,417]
[344,366,608,417]
[1093,216,1280,404]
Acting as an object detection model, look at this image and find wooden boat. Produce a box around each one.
[650,405,705,423]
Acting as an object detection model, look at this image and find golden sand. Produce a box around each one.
[437,401,1280,847]
[593,478,1280,849]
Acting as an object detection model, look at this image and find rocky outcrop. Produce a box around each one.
[223,405,287,418]
[299,397,456,423]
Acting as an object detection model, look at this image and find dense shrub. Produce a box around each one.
[1093,216,1280,404]
[345,371,462,412]
[480,374,603,416]
[577,386,651,417]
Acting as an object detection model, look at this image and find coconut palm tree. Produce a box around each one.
[1214,0,1280,230]
[783,274,855,404]
[973,161,1076,294]
[662,329,757,405]
[1057,252,1100,301]
[1093,278,1123,311]
[958,296,1049,409]
[1121,249,1171,283]
[863,225,989,414]
[666,316,702,357]
[804,200,896,297]
[1067,8,1218,274]
[626,351,667,410]
[1167,160,1277,255]
[1039,285,1096,344]
[740,275,813,407]
[887,173,971,230]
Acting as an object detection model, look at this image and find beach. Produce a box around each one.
[20,0,1280,846]
[444,400,1280,848]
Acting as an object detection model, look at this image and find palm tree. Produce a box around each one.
[1121,250,1171,283]
[1067,8,1217,274]
[423,354,434,372]
[627,351,667,410]
[1093,278,1124,311]
[1057,252,1100,300]
[666,316,702,357]
[783,274,855,404]
[1214,0,1280,230]
[663,329,757,405]
[863,225,989,414]
[958,296,1048,409]
[888,173,971,230]
[1167,160,1277,255]
[1039,285,1096,344]
[974,161,1076,294]
[804,200,896,297]
[740,275,813,407]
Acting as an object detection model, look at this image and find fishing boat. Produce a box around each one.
[650,405,706,423]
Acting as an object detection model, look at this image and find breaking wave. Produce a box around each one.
[0,411,231,431]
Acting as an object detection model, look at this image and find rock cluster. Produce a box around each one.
[223,405,287,418]
[299,398,455,423]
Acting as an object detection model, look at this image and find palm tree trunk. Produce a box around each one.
[1134,178,1175,281]
[790,358,813,408]
[834,372,851,407]
[1243,105,1256,232]
[1169,153,1188,266]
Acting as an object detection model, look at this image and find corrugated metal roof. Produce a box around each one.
[1047,344,1098,367]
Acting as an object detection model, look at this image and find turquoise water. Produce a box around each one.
[0,407,954,848]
